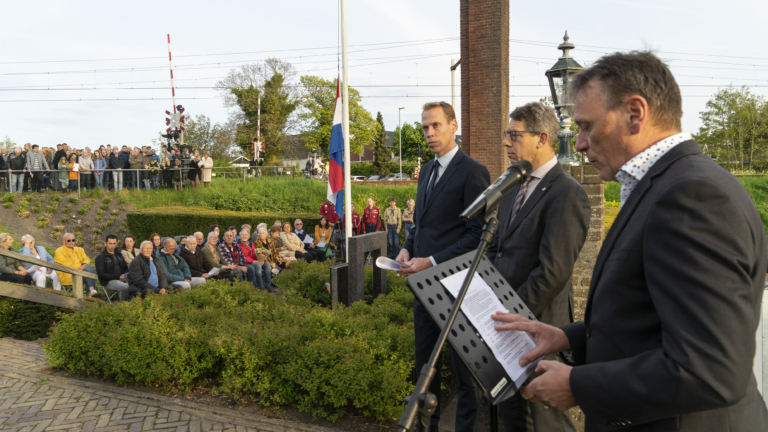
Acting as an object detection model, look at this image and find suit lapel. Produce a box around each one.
[584,140,704,321]
[423,150,465,211]
[503,164,563,242]
[419,159,436,209]
[496,184,519,242]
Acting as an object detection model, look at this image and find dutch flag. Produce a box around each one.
[327,77,345,218]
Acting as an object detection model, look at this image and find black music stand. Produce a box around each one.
[405,251,538,408]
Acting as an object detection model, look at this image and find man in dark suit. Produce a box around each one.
[398,101,491,432]
[494,51,768,431]
[486,102,589,432]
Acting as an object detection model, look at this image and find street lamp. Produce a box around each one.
[544,31,585,166]
[398,107,405,179]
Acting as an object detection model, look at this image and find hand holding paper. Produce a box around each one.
[375,256,412,271]
[491,313,571,367]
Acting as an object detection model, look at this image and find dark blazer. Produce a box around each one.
[402,148,490,263]
[128,254,168,295]
[563,140,768,431]
[108,154,124,170]
[487,162,590,328]
[94,250,127,286]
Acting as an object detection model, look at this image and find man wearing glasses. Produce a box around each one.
[485,102,590,432]
[54,233,98,297]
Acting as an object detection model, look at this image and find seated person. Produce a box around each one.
[193,232,205,249]
[293,219,311,243]
[280,222,321,262]
[19,234,61,291]
[156,238,205,289]
[120,234,140,265]
[128,241,169,298]
[0,233,33,285]
[201,232,238,278]
[256,223,268,236]
[237,229,277,293]
[95,234,130,301]
[227,226,240,244]
[179,235,216,280]
[269,226,293,261]
[314,216,337,253]
[254,227,287,271]
[218,231,253,283]
[54,233,97,297]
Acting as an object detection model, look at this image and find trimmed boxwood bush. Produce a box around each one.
[43,271,416,422]
[126,206,323,241]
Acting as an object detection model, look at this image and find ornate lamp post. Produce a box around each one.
[545,31,584,166]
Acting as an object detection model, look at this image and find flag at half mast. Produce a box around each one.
[327,76,345,218]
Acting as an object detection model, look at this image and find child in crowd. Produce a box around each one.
[172,159,182,191]
[58,157,69,192]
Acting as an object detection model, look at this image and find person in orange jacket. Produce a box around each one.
[319,199,340,224]
[362,197,381,233]
[342,203,363,236]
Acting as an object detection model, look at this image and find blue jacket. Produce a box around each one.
[93,158,107,172]
[19,245,55,270]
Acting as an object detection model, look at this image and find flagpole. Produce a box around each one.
[341,0,352,260]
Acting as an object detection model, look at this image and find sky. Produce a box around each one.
[2,0,767,152]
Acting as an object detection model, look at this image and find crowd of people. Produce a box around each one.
[0,143,214,193]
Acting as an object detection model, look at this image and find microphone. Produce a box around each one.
[460,160,533,220]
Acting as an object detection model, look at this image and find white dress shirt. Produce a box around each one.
[615,132,691,207]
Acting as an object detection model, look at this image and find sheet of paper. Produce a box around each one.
[303,236,313,244]
[316,242,327,248]
[72,164,80,172]
[440,269,539,387]
[208,267,221,277]
[375,256,402,271]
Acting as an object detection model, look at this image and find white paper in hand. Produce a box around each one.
[375,256,411,271]
[440,269,540,389]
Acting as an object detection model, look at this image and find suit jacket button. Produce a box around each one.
[498,252,502,258]
[586,329,591,338]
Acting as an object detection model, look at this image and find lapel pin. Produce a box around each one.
[542,187,547,191]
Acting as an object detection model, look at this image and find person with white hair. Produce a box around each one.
[127,240,168,298]
[19,234,61,290]
[0,233,33,285]
[156,237,205,289]
[54,233,97,297]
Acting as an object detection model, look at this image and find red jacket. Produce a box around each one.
[342,212,362,235]
[319,201,340,224]
[362,206,381,232]
[237,242,262,265]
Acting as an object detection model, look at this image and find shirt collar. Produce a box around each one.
[616,132,691,206]
[436,144,460,168]
[530,156,558,180]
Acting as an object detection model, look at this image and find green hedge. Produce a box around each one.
[0,297,69,341]
[350,161,419,177]
[126,207,323,241]
[43,272,416,422]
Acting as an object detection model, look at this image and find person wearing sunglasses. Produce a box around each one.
[54,233,97,297]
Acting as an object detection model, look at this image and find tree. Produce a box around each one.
[695,86,768,171]
[231,72,299,163]
[372,112,391,175]
[215,58,298,110]
[391,121,432,162]
[298,75,378,156]
[0,136,15,149]
[182,115,238,161]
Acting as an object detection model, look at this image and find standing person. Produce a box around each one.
[202,152,213,186]
[305,157,314,176]
[95,234,131,302]
[129,149,143,190]
[51,144,64,191]
[319,199,340,224]
[7,148,25,193]
[157,146,168,169]
[396,101,491,432]
[24,145,49,193]
[485,102,589,432]
[54,233,97,297]
[21,143,31,192]
[149,157,160,190]
[0,149,6,193]
[383,197,402,259]
[188,155,201,188]
[180,148,191,181]
[67,154,79,192]
[119,146,131,189]
[92,151,106,189]
[341,203,362,236]
[57,157,69,192]
[362,197,381,233]
[172,159,183,191]
[402,199,415,240]
[495,52,768,432]
[79,149,93,190]
[108,148,124,191]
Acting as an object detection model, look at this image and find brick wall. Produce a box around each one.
[565,164,605,321]
[460,0,510,179]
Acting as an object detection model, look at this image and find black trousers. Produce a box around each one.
[414,299,478,432]
[30,172,43,192]
[0,273,33,285]
[294,250,315,262]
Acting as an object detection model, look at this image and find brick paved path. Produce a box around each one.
[0,338,334,432]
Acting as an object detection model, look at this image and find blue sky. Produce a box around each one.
[1,0,766,150]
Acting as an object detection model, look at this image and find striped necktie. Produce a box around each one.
[508,178,531,226]
[425,160,441,202]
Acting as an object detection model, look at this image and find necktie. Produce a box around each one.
[509,178,531,226]
[425,160,441,202]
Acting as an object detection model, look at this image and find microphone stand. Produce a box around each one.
[397,204,501,432]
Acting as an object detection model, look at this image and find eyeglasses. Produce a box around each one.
[65,239,75,243]
[296,223,303,226]
[503,130,542,141]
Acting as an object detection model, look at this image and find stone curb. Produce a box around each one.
[0,363,337,432]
